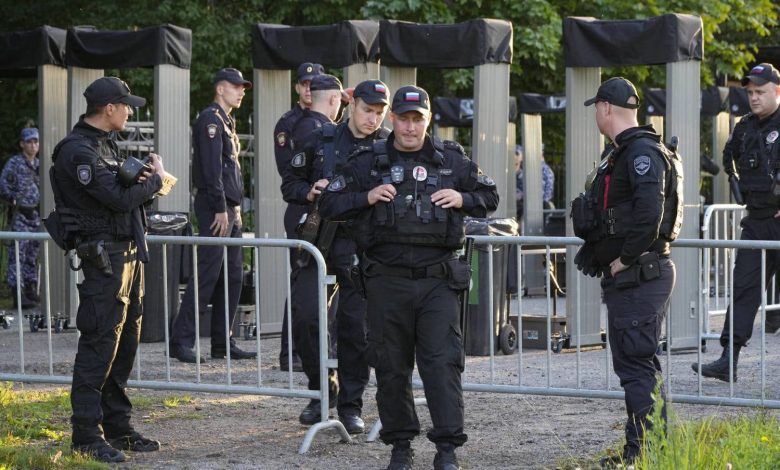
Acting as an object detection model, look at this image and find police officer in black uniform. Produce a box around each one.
[282,79,391,434]
[280,73,345,423]
[575,77,681,466]
[49,77,167,462]
[274,62,324,371]
[319,85,499,470]
[693,63,780,382]
[170,68,256,363]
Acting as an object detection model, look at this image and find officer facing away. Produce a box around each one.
[49,77,169,462]
[170,68,256,363]
[693,63,780,382]
[0,127,41,308]
[273,62,324,371]
[280,73,345,425]
[575,77,680,466]
[319,85,499,470]
[282,79,390,434]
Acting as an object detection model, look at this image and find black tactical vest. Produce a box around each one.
[352,139,466,250]
[737,116,780,193]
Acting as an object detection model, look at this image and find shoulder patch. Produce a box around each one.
[276,131,287,147]
[327,175,346,192]
[477,174,496,186]
[77,164,92,185]
[633,155,651,176]
[207,123,218,139]
[291,152,306,168]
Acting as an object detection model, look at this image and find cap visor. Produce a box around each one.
[742,76,769,86]
[393,105,430,116]
[298,74,317,83]
[357,95,388,105]
[583,96,598,106]
[122,95,147,107]
[228,79,252,89]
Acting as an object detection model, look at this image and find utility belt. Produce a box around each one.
[609,252,664,290]
[362,256,471,291]
[747,207,779,219]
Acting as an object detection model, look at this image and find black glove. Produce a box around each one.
[574,244,602,278]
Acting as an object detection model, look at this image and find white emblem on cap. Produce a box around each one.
[207,123,218,139]
[412,166,428,181]
[306,66,312,73]
[767,130,779,144]
[634,155,651,176]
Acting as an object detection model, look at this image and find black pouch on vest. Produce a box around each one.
[615,264,641,290]
[445,258,472,291]
[639,252,661,281]
[570,193,598,239]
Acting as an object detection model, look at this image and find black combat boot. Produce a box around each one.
[691,345,741,382]
[433,442,461,470]
[386,439,413,470]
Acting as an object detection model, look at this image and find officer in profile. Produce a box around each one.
[170,68,256,363]
[49,76,167,462]
[273,62,324,371]
[282,79,390,434]
[280,73,344,424]
[576,77,680,466]
[693,63,780,381]
[319,85,499,470]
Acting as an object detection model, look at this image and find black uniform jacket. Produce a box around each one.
[192,103,243,213]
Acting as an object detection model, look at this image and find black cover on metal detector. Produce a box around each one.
[66,24,192,69]
[0,26,66,77]
[251,20,379,69]
[463,217,518,356]
[433,96,517,127]
[563,14,703,67]
[517,93,566,114]
[379,19,512,68]
[141,211,190,343]
[643,86,727,117]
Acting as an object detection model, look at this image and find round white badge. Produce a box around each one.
[767,130,779,144]
[413,166,428,181]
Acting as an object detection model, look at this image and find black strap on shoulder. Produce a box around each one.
[373,140,392,184]
[321,123,337,179]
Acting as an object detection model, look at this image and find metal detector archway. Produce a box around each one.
[564,14,703,349]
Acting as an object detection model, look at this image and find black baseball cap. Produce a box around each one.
[353,80,389,105]
[583,77,640,109]
[741,63,780,86]
[392,85,430,115]
[84,77,146,107]
[297,62,324,83]
[214,68,252,88]
[309,74,343,92]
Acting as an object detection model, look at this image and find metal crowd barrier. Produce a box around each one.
[0,232,348,453]
[700,204,780,341]
[2,232,779,456]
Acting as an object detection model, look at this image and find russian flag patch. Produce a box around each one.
[405,92,420,101]
[374,84,386,93]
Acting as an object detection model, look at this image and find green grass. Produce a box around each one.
[0,382,201,469]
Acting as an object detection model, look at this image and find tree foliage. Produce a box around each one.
[0,0,777,159]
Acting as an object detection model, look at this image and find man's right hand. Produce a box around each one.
[210,211,229,237]
[307,178,330,202]
[367,184,396,205]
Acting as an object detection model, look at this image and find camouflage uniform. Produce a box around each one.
[0,153,40,290]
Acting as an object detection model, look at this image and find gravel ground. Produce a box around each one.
[1,298,779,469]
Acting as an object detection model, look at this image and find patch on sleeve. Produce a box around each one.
[276,131,287,147]
[207,123,218,139]
[291,152,306,168]
[327,175,346,192]
[477,174,496,186]
[633,155,651,176]
[77,164,92,185]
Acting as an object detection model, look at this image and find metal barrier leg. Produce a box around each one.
[298,419,352,454]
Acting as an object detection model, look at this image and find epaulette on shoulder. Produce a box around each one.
[443,139,465,155]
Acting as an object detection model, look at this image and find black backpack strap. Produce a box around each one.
[373,140,392,184]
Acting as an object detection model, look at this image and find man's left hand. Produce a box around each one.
[431,189,463,209]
